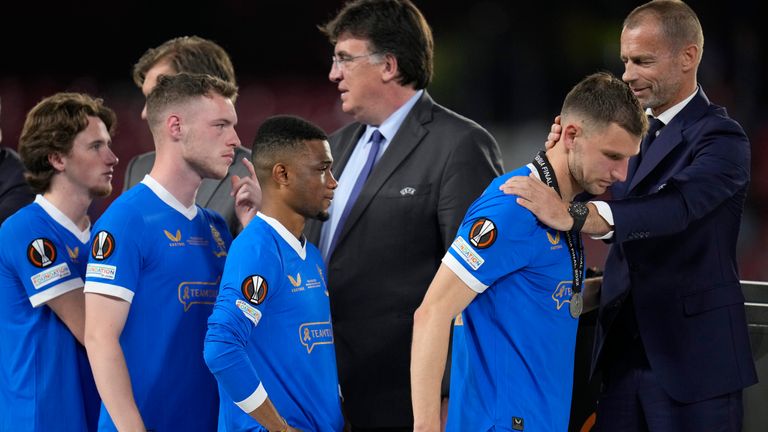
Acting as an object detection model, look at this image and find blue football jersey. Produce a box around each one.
[83,176,231,431]
[443,165,580,432]
[0,195,98,431]
[205,213,343,432]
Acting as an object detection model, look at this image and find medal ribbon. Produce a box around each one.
[530,151,585,296]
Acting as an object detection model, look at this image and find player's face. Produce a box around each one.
[329,34,388,125]
[620,19,687,116]
[181,94,240,180]
[140,60,175,120]
[568,122,639,196]
[291,139,337,221]
[61,116,118,198]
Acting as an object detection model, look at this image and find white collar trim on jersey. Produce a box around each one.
[526,163,541,180]
[34,195,90,243]
[256,212,307,260]
[141,175,198,221]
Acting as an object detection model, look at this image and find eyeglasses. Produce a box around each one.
[331,53,382,71]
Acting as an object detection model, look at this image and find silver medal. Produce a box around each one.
[569,292,583,318]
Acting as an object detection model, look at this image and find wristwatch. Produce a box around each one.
[568,201,589,232]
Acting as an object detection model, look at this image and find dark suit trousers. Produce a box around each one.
[596,303,743,432]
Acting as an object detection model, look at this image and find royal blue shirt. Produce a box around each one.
[443,165,580,432]
[205,213,343,431]
[0,195,98,431]
[84,176,231,431]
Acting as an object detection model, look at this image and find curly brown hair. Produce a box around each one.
[18,93,116,193]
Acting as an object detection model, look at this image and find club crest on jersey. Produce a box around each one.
[299,319,334,353]
[27,238,56,268]
[316,264,329,296]
[210,224,228,258]
[469,218,497,249]
[91,231,115,261]
[241,274,268,305]
[551,280,573,310]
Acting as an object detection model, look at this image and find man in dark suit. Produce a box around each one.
[0,97,34,224]
[0,147,34,224]
[503,1,756,430]
[124,36,258,236]
[306,1,503,430]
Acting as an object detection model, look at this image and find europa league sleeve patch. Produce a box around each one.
[241,274,268,305]
[468,218,497,249]
[27,238,57,268]
[91,231,116,260]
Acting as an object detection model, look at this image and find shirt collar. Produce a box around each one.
[34,195,90,243]
[255,212,307,260]
[526,163,541,180]
[141,175,198,220]
[649,87,698,125]
[362,89,424,143]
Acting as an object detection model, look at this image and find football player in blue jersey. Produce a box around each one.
[204,115,343,432]
[0,92,118,431]
[411,72,648,432]
[83,73,251,431]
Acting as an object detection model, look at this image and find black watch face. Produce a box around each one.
[570,202,588,217]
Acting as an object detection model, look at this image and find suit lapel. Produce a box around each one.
[335,92,433,246]
[628,123,684,191]
[332,125,366,180]
[628,88,711,193]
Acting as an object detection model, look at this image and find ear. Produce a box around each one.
[679,44,699,73]
[562,123,581,151]
[167,114,183,140]
[272,163,290,186]
[380,53,399,83]
[48,151,66,172]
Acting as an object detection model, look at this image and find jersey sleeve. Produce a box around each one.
[83,204,145,303]
[443,189,538,293]
[203,229,283,413]
[0,213,85,307]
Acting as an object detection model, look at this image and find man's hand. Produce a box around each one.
[499,174,572,231]
[232,158,262,228]
[544,115,562,150]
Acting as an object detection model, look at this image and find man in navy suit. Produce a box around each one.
[503,1,756,430]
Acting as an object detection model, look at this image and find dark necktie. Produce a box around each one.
[326,129,385,259]
[642,116,665,155]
